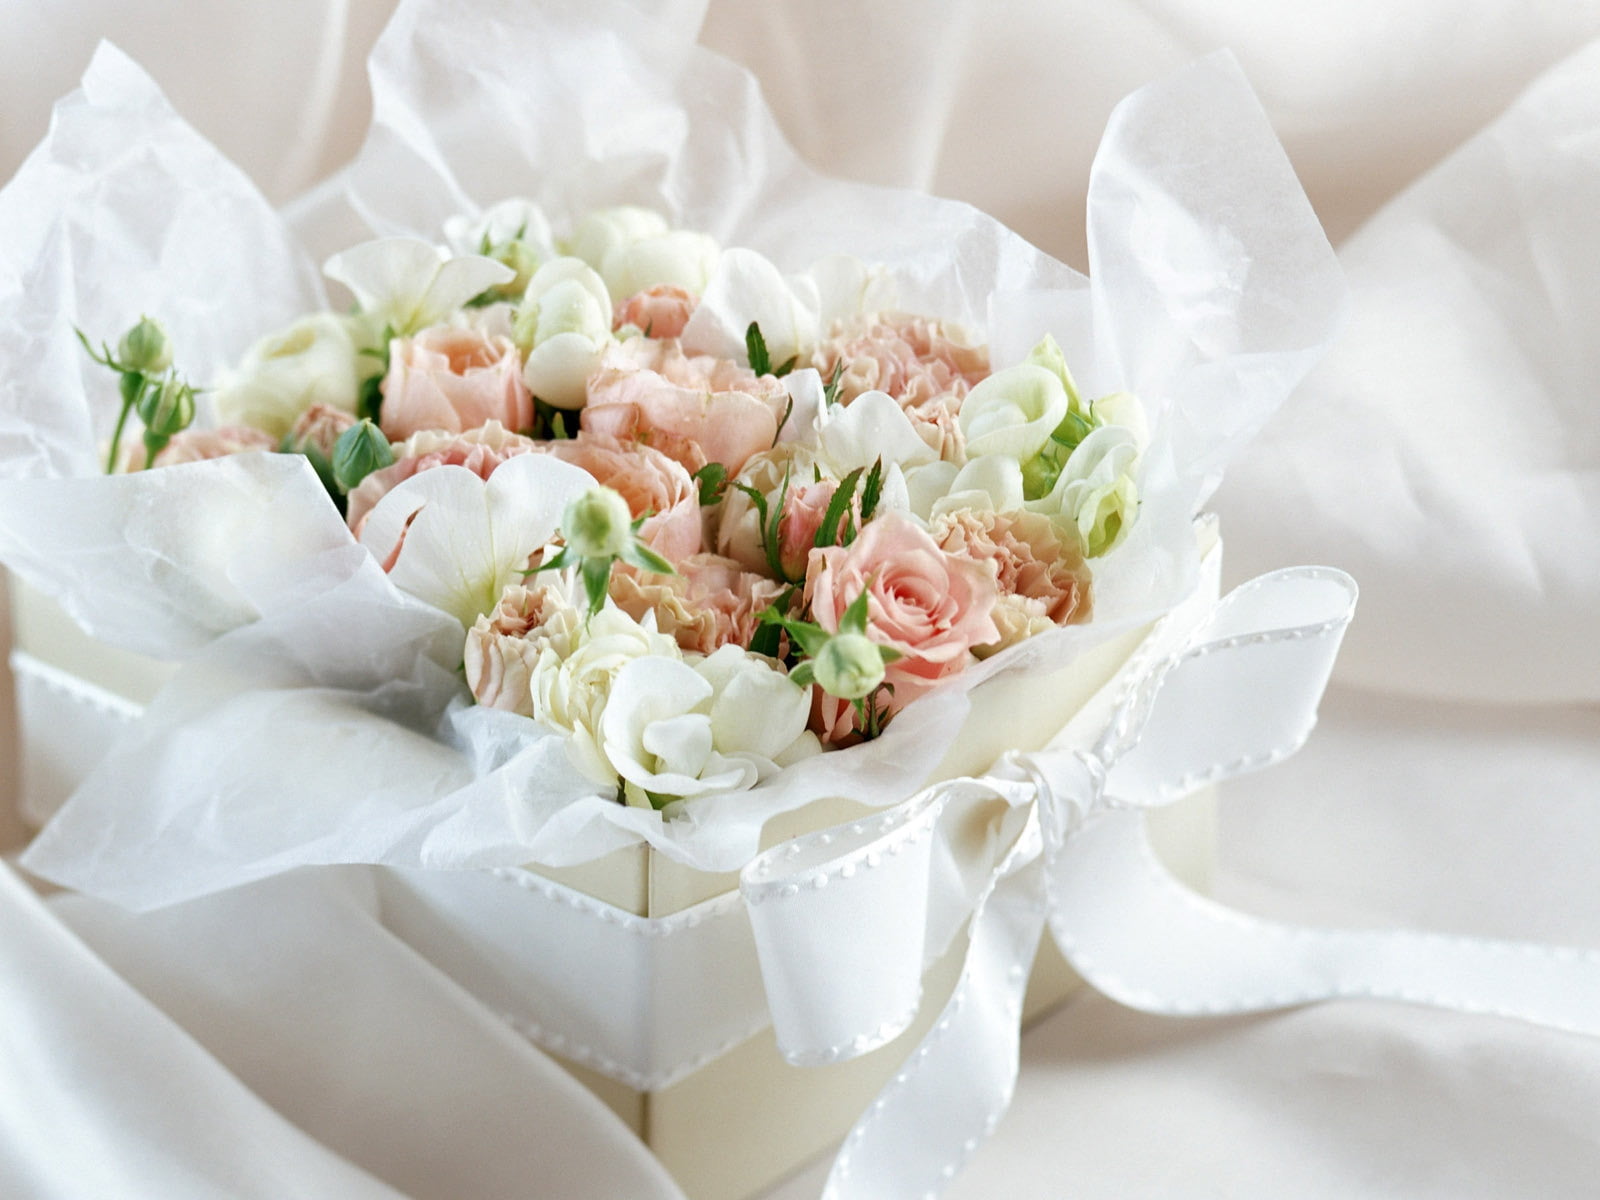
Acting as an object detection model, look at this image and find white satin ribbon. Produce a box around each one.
[741,565,1600,1199]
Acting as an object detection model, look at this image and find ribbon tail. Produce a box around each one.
[1049,809,1600,1034]
[823,820,1048,1200]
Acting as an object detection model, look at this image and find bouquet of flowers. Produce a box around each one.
[0,3,1354,1196]
[75,199,1145,808]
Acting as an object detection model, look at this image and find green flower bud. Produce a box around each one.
[562,486,634,560]
[135,376,195,438]
[812,631,887,701]
[331,418,396,494]
[117,315,173,375]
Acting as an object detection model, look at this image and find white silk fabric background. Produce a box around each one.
[3,1,1600,1197]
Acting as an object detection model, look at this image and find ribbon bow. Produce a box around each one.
[740,566,1600,1199]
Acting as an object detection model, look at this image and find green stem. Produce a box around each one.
[105,375,142,474]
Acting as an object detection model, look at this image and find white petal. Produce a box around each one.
[360,454,595,627]
[323,237,445,314]
[416,255,516,328]
[816,389,937,474]
[680,246,821,363]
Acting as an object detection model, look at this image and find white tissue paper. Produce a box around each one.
[0,0,1343,909]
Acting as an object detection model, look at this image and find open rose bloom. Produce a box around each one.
[0,0,1342,908]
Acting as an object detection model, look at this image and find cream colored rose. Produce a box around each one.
[569,206,719,299]
[527,603,681,785]
[211,313,364,438]
[599,646,818,808]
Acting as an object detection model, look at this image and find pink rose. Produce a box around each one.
[582,337,789,474]
[613,284,698,339]
[378,325,533,442]
[543,431,703,563]
[124,425,277,470]
[609,553,785,656]
[777,478,838,581]
[345,422,537,534]
[285,402,356,460]
[933,508,1093,655]
[811,313,988,460]
[804,512,999,703]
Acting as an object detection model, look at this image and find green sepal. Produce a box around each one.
[580,554,613,616]
[621,541,676,576]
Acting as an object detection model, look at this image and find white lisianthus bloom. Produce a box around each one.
[600,646,818,808]
[1090,390,1150,454]
[928,454,1027,522]
[531,603,682,786]
[1028,425,1140,557]
[324,237,515,337]
[211,312,364,437]
[358,452,596,627]
[515,257,615,409]
[957,363,1070,463]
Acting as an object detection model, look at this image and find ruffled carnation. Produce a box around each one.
[609,553,786,656]
[542,431,702,563]
[346,421,538,534]
[932,508,1093,655]
[613,284,698,339]
[379,324,533,441]
[464,580,585,715]
[582,337,790,473]
[811,312,987,459]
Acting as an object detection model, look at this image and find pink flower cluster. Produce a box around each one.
[137,244,1101,755]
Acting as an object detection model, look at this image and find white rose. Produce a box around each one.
[602,230,720,300]
[568,206,670,270]
[211,312,364,438]
[530,603,682,786]
[928,454,1026,522]
[600,646,817,807]
[568,205,720,298]
[515,257,615,409]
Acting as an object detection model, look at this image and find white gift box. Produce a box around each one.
[6,527,1220,1200]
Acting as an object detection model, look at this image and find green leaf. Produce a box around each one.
[621,541,677,576]
[859,457,885,524]
[762,465,793,582]
[822,360,847,407]
[692,462,728,506]
[788,662,816,688]
[814,466,864,549]
[580,555,613,616]
[749,620,783,659]
[773,355,798,378]
[745,322,772,376]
